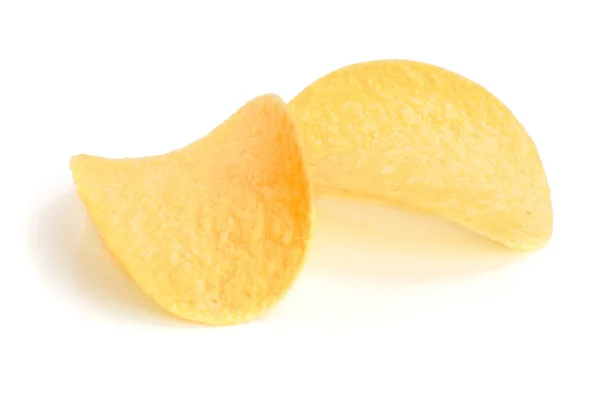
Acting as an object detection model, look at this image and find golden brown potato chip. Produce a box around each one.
[71,94,313,325]
[288,60,552,250]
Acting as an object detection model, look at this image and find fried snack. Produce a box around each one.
[288,60,552,250]
[71,94,313,325]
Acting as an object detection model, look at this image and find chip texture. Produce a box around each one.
[288,60,552,250]
[71,94,313,325]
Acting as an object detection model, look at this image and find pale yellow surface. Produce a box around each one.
[289,60,553,250]
[71,94,313,325]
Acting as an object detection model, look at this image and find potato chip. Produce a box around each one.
[288,60,552,250]
[70,94,314,325]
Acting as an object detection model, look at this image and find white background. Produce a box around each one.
[1,1,599,399]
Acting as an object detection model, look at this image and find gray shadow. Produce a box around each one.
[306,197,529,283]
[29,189,190,326]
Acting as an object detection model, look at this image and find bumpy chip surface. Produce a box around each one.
[288,60,552,250]
[71,94,313,325]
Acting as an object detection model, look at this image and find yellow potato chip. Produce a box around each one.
[71,94,313,325]
[288,60,552,250]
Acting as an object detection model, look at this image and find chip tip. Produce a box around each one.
[255,93,286,107]
[69,154,90,170]
[69,154,81,169]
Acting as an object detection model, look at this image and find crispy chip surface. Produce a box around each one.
[288,60,552,250]
[71,94,313,325]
